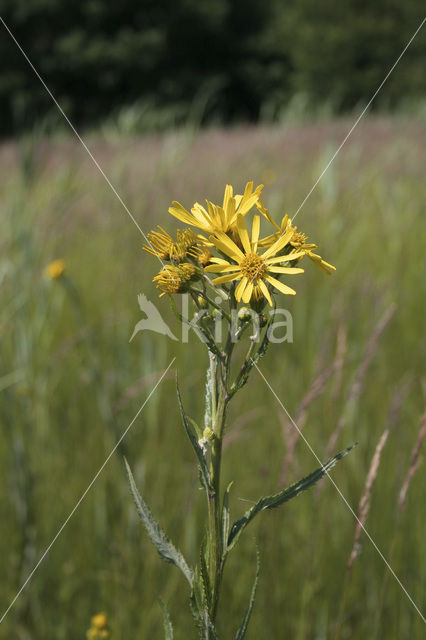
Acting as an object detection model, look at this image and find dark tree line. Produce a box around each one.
[0,0,424,135]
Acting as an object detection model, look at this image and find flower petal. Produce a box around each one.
[264,274,296,295]
[265,251,305,265]
[268,266,304,274]
[251,214,260,251]
[169,202,196,225]
[258,279,273,306]
[235,276,248,301]
[211,231,245,260]
[242,281,254,303]
[212,273,242,285]
[262,226,294,259]
[205,263,240,273]
[236,214,251,254]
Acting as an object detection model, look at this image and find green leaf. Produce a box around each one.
[222,482,233,551]
[125,458,193,586]
[234,548,260,640]
[158,599,174,640]
[189,573,203,626]
[176,378,213,494]
[227,444,356,550]
[199,538,212,610]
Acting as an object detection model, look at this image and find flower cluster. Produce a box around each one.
[86,612,109,639]
[144,181,335,307]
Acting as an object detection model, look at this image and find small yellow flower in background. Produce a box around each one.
[143,226,197,262]
[87,612,109,639]
[206,214,305,306]
[168,181,263,236]
[44,258,66,280]
[153,263,198,297]
[91,613,108,629]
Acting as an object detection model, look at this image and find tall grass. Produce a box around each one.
[0,116,425,639]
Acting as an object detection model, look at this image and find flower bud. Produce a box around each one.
[197,295,208,308]
[237,307,252,323]
[203,426,215,441]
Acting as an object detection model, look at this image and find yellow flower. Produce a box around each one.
[91,613,108,629]
[143,226,197,262]
[258,214,336,275]
[44,259,66,279]
[290,229,336,275]
[188,245,212,267]
[153,263,197,297]
[205,215,305,306]
[168,181,263,236]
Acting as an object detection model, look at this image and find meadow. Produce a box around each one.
[0,115,425,639]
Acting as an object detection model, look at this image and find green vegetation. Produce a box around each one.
[0,1,425,135]
[0,117,425,638]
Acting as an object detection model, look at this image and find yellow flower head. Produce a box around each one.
[258,214,336,275]
[205,214,305,306]
[153,263,198,297]
[44,259,66,280]
[289,227,336,274]
[143,226,197,262]
[91,613,108,629]
[188,245,212,267]
[168,181,263,236]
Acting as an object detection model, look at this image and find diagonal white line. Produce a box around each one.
[0,357,175,626]
[0,16,164,266]
[291,16,425,223]
[254,362,426,624]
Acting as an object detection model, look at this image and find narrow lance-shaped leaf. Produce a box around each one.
[189,572,203,626]
[222,482,233,552]
[158,599,174,640]
[234,548,260,640]
[125,458,193,586]
[176,378,213,494]
[199,537,212,611]
[228,444,356,550]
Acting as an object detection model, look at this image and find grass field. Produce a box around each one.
[0,116,425,639]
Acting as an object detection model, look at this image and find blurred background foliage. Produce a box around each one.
[0,0,425,135]
[0,119,425,638]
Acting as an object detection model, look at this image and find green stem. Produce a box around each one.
[209,382,227,622]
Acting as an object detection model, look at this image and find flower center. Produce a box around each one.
[291,231,307,247]
[240,253,265,282]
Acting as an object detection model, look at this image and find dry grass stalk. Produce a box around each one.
[280,360,338,485]
[397,410,426,517]
[346,381,409,569]
[347,427,390,570]
[325,304,396,460]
